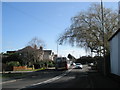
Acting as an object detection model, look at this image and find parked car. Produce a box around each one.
[88,63,94,66]
[74,63,83,69]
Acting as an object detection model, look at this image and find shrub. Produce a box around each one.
[48,61,55,67]
[7,61,21,67]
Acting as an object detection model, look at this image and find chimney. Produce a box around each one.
[34,45,37,49]
[39,46,43,50]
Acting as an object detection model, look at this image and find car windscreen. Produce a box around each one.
[76,63,81,65]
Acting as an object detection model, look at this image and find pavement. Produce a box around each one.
[87,70,120,88]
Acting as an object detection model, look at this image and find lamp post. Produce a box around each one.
[118,1,120,29]
[57,42,58,56]
[101,0,106,76]
[57,39,62,57]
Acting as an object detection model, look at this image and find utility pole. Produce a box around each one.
[101,0,106,76]
[118,1,120,29]
[57,42,58,56]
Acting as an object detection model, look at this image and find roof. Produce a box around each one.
[17,46,43,53]
[43,50,52,54]
[18,46,34,52]
[108,28,120,41]
[7,51,16,53]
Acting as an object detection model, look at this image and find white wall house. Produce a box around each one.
[109,29,120,76]
[43,50,54,61]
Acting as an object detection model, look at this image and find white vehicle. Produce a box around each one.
[74,63,83,69]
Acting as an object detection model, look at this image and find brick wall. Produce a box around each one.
[13,66,28,71]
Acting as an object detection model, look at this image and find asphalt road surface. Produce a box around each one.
[2,65,92,89]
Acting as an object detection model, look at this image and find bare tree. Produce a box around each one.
[16,37,45,66]
[58,3,118,56]
[28,37,46,49]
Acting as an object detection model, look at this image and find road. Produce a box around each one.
[2,65,91,89]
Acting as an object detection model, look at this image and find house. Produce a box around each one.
[108,28,120,76]
[5,46,56,67]
[7,51,16,54]
[17,46,44,65]
[53,54,58,61]
[68,54,76,62]
[43,50,54,61]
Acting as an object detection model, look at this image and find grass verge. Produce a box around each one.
[2,67,46,78]
[2,73,25,78]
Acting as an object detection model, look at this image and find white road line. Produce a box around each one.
[2,68,73,89]
[0,78,23,85]
[0,80,17,84]
[25,68,73,88]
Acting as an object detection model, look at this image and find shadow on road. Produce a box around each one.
[87,71,120,88]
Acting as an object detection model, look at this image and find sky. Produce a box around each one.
[2,1,119,58]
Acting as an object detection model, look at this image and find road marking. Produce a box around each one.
[0,80,17,84]
[2,68,73,89]
[1,69,72,85]
[0,79,23,85]
[25,68,73,88]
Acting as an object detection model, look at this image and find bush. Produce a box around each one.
[7,61,21,67]
[34,61,45,69]
[48,61,55,67]
[33,61,55,69]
